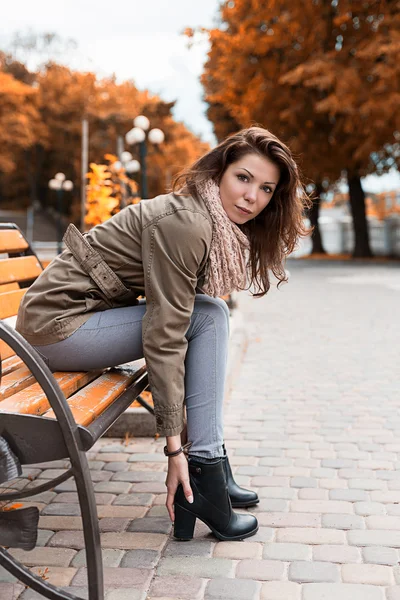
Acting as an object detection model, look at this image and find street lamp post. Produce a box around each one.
[125,116,164,199]
[112,151,141,208]
[48,173,74,254]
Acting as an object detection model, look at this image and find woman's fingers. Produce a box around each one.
[182,480,194,504]
[166,488,175,522]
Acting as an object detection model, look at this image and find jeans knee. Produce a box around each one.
[196,296,230,332]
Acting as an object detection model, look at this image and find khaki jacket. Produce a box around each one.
[16,192,213,436]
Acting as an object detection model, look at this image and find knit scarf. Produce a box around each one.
[195,178,250,297]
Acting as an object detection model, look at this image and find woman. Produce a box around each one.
[16,126,310,541]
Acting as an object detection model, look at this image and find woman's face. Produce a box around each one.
[219,152,280,224]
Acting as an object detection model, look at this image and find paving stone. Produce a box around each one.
[148,575,205,599]
[99,518,130,532]
[289,560,339,583]
[0,583,24,599]
[72,566,153,588]
[95,453,128,462]
[313,544,361,563]
[0,565,19,583]
[252,499,289,512]
[157,556,235,578]
[236,466,272,476]
[298,488,328,499]
[260,581,301,599]
[354,502,386,516]
[242,526,275,543]
[291,500,353,514]
[71,548,124,567]
[146,506,170,517]
[213,541,262,559]
[28,567,76,587]
[130,482,166,493]
[329,489,369,502]
[322,514,365,530]
[341,563,394,585]
[53,492,115,504]
[127,517,172,534]
[127,453,165,462]
[36,529,55,546]
[258,512,320,528]
[103,462,131,472]
[163,539,213,557]
[302,583,385,599]
[386,587,400,600]
[120,549,161,568]
[93,481,132,494]
[112,471,165,482]
[263,542,311,561]
[366,516,400,530]
[39,516,82,530]
[97,505,147,518]
[41,504,82,516]
[204,577,260,599]
[101,532,166,550]
[362,546,399,565]
[348,530,400,547]
[277,528,345,545]
[105,591,146,600]
[9,547,76,567]
[258,487,297,499]
[112,493,154,506]
[349,479,387,491]
[371,491,400,503]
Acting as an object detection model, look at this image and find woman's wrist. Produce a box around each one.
[166,434,182,453]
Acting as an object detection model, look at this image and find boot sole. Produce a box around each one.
[231,499,260,508]
[174,503,259,541]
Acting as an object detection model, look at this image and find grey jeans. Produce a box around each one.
[34,295,230,459]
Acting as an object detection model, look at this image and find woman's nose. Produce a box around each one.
[244,186,257,202]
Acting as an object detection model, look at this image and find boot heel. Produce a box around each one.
[173,503,196,540]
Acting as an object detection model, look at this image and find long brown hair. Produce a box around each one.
[173,126,313,297]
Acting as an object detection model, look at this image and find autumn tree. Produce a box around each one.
[0,44,209,224]
[200,0,400,256]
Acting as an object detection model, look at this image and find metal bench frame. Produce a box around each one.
[0,223,152,600]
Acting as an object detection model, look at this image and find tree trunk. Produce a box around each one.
[308,182,326,254]
[347,172,373,258]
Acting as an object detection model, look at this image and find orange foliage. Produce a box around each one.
[85,154,140,228]
[199,0,400,185]
[0,59,210,213]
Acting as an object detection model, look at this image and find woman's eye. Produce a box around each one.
[263,187,272,194]
[237,174,248,182]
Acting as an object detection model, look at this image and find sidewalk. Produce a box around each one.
[1,259,400,599]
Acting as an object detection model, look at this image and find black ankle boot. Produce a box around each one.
[222,443,259,508]
[174,455,258,541]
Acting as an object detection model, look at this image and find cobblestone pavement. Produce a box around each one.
[1,260,400,599]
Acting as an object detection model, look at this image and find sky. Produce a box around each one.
[2,0,400,193]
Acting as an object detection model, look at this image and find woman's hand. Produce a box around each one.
[165,453,194,522]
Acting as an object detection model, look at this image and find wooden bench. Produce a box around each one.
[0,223,152,600]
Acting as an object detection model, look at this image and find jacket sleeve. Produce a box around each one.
[141,209,212,436]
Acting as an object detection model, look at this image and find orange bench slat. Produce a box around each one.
[44,369,138,426]
[0,288,26,319]
[0,230,29,254]
[0,256,42,285]
[0,283,20,293]
[0,365,34,399]
[0,371,102,415]
[0,339,15,360]
[1,355,23,376]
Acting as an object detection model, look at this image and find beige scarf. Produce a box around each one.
[196,178,250,297]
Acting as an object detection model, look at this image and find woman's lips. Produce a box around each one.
[236,205,252,215]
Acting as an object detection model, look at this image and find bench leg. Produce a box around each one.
[0,322,104,600]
